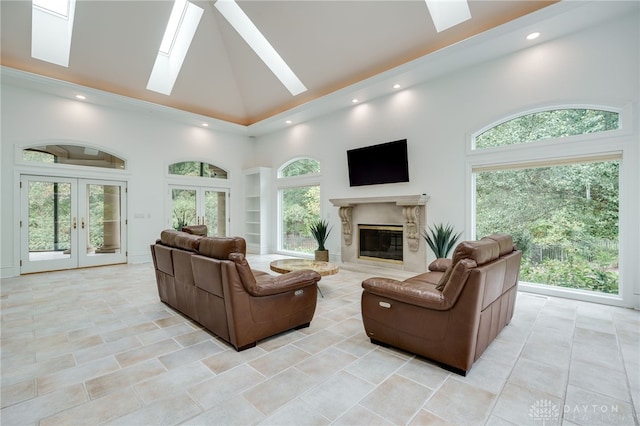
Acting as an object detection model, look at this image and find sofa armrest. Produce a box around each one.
[362,258,477,311]
[362,277,449,310]
[229,252,321,297]
[428,258,451,272]
[252,270,321,296]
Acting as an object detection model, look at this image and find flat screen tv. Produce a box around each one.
[347,139,409,187]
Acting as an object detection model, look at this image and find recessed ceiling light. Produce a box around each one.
[527,32,540,40]
[75,95,86,100]
[285,120,292,124]
[352,99,359,103]
[393,84,401,89]
[201,123,209,127]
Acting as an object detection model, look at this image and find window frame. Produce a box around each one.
[469,104,625,153]
[276,157,323,257]
[465,103,634,307]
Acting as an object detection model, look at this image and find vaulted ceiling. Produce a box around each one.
[1,0,556,127]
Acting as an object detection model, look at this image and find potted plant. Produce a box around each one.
[422,223,462,259]
[309,219,332,262]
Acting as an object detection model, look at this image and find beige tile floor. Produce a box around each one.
[1,255,638,425]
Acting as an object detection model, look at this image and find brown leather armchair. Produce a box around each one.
[151,230,321,350]
[361,233,522,375]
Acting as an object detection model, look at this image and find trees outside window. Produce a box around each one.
[278,158,321,255]
[474,108,620,295]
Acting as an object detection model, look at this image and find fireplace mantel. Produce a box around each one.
[329,194,430,207]
[330,195,429,272]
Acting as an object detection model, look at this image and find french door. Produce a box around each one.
[169,185,228,237]
[20,175,127,274]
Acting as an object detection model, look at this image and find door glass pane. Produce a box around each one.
[281,185,319,254]
[87,184,122,255]
[172,189,197,230]
[28,180,71,261]
[204,190,226,236]
[475,160,619,294]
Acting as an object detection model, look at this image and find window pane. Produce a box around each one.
[168,161,228,178]
[475,109,619,149]
[475,161,619,294]
[23,145,125,169]
[87,184,122,255]
[28,180,71,260]
[281,185,320,254]
[281,158,320,177]
[172,189,197,230]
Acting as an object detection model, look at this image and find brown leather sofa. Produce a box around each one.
[150,229,321,350]
[361,233,522,375]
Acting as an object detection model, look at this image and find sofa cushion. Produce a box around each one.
[160,229,181,247]
[482,233,514,256]
[173,233,201,252]
[436,239,500,290]
[199,237,246,259]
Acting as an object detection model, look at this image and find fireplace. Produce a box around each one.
[359,225,403,263]
[330,194,429,273]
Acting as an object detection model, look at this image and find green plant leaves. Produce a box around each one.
[422,223,462,258]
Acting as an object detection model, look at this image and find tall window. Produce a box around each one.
[167,161,229,237]
[473,108,620,296]
[278,158,321,255]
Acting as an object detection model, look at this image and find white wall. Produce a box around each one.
[254,13,639,307]
[1,12,638,307]
[1,83,252,277]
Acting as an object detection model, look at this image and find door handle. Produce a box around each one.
[81,218,85,229]
[73,217,77,229]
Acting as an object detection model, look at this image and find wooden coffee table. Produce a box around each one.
[270,258,339,297]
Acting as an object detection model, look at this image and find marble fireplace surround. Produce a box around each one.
[329,194,429,273]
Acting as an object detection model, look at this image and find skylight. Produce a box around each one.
[33,0,69,17]
[31,0,76,67]
[425,0,471,33]
[147,0,203,95]
[214,0,307,96]
[159,0,188,55]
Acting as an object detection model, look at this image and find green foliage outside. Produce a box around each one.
[280,158,322,254]
[168,161,228,179]
[28,182,116,251]
[282,185,320,254]
[281,158,320,177]
[475,109,618,149]
[476,109,619,294]
[171,188,220,236]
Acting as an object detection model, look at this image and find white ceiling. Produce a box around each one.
[1,1,637,136]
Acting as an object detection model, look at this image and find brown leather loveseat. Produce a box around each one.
[150,229,321,350]
[361,233,522,375]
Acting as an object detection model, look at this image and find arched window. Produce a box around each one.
[168,161,228,179]
[22,144,126,169]
[277,158,321,255]
[471,107,621,298]
[279,158,320,177]
[474,108,619,149]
